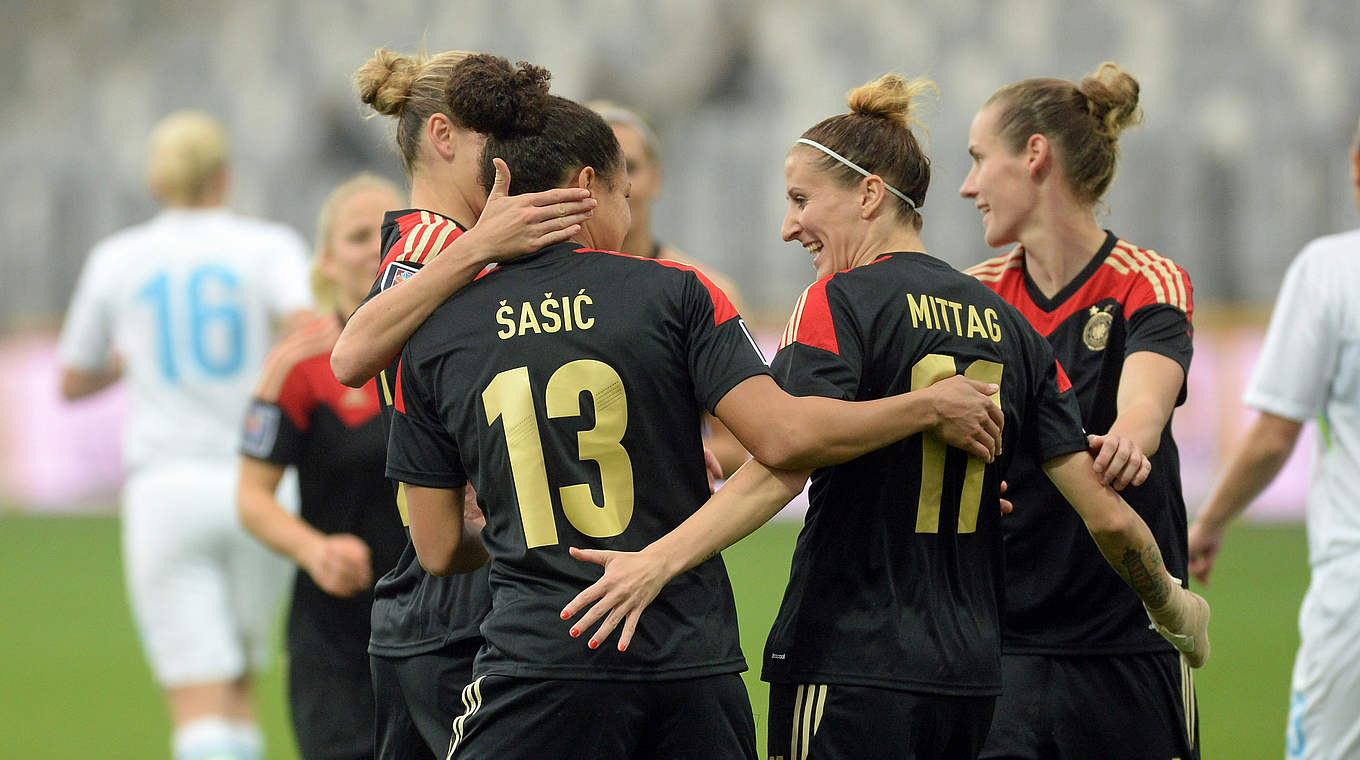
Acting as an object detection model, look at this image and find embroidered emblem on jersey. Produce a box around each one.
[379,260,419,292]
[1082,305,1115,351]
[241,401,281,458]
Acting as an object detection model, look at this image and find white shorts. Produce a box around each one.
[1287,552,1360,759]
[121,461,293,687]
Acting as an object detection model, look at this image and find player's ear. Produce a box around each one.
[426,113,458,162]
[859,175,888,219]
[1025,133,1051,182]
[573,166,596,191]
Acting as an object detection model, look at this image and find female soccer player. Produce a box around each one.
[958,63,1200,760]
[237,173,409,760]
[343,47,603,760]
[58,111,312,760]
[386,60,1009,760]
[563,74,1209,760]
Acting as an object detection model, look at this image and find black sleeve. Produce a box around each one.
[1125,303,1193,406]
[385,352,467,489]
[1021,333,1091,463]
[683,271,772,413]
[239,398,303,465]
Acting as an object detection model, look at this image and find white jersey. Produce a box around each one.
[1244,227,1360,567]
[59,208,312,472]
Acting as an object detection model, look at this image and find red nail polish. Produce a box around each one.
[570,628,579,637]
[619,642,628,652]
[560,611,570,620]
[588,640,599,649]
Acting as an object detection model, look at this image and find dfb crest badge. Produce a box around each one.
[1082,304,1115,351]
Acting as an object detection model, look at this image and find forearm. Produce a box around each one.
[642,461,809,577]
[238,477,321,566]
[446,520,490,574]
[769,392,938,470]
[1105,399,1168,457]
[331,245,490,386]
[1043,453,1176,608]
[1197,413,1301,531]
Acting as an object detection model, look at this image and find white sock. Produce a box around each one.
[172,717,240,760]
[229,721,263,760]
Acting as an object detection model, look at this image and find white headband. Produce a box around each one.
[796,138,919,211]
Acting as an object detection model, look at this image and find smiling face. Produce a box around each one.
[959,104,1039,248]
[781,147,871,279]
[321,186,403,312]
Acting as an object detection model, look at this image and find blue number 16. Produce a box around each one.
[136,265,245,382]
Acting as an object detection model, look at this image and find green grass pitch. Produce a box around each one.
[0,514,1308,759]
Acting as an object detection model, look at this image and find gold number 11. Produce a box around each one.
[910,354,1003,534]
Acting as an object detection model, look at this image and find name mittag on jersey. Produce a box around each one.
[379,261,420,292]
[241,401,281,459]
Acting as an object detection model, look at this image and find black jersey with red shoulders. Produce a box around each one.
[761,252,1089,697]
[363,209,495,657]
[240,347,406,664]
[965,231,1194,655]
[386,241,769,681]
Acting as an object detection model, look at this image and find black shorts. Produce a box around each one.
[767,682,996,760]
[289,649,376,760]
[371,639,479,760]
[448,673,756,760]
[979,651,1198,760]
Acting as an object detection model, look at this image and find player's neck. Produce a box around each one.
[858,224,925,267]
[1018,211,1107,298]
[409,175,478,229]
[620,213,654,257]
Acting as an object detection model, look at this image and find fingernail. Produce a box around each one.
[619,642,628,652]
[570,628,579,637]
[588,640,599,649]
[561,611,570,620]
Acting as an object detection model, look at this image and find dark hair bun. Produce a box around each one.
[446,54,552,137]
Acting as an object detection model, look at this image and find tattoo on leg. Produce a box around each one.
[1121,545,1170,608]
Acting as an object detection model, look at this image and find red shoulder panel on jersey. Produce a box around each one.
[1105,241,1194,319]
[586,248,740,326]
[780,277,839,355]
[392,359,407,415]
[274,353,328,432]
[377,212,466,275]
[1054,359,1073,393]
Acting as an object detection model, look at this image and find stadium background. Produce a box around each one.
[0,1,1355,757]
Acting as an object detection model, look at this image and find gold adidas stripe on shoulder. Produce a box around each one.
[965,247,1023,283]
[1108,241,1189,311]
[780,286,813,351]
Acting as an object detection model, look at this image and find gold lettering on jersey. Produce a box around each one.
[496,291,596,340]
[1082,304,1114,351]
[906,294,1002,343]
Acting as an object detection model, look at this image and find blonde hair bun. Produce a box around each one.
[1079,62,1142,138]
[354,49,420,117]
[846,74,937,132]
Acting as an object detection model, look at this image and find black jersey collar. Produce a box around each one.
[1021,231,1118,312]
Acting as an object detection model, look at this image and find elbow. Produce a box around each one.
[743,426,806,471]
[418,555,456,577]
[1085,501,1141,545]
[329,345,367,388]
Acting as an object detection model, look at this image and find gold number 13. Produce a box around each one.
[482,360,635,549]
[911,354,1003,534]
